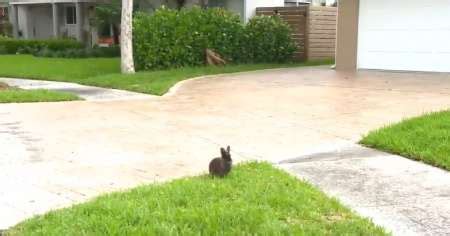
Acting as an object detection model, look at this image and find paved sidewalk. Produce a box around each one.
[0,78,150,101]
[279,145,450,236]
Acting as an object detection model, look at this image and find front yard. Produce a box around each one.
[0,55,332,96]
[361,111,450,171]
[7,163,386,235]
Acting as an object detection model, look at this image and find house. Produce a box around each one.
[8,0,108,45]
[7,0,285,44]
[336,0,450,73]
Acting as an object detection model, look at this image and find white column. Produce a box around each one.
[52,3,59,38]
[75,2,83,42]
[10,4,19,38]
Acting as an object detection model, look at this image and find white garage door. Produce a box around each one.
[358,0,450,72]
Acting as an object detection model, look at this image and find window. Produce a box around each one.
[66,6,76,25]
[0,7,8,18]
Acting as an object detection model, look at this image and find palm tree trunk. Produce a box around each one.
[120,0,135,74]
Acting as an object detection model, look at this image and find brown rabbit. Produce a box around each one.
[209,146,232,177]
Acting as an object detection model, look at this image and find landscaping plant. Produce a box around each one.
[243,16,297,63]
[0,37,83,55]
[133,7,297,70]
[133,7,244,70]
[33,46,120,58]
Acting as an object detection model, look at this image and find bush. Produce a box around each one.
[133,7,297,70]
[90,45,120,57]
[243,16,297,63]
[32,45,120,58]
[133,7,244,70]
[0,37,84,54]
[0,22,12,37]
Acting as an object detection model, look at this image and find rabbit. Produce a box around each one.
[209,146,232,177]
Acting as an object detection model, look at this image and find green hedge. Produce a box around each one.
[32,46,120,58]
[133,7,297,70]
[0,22,12,37]
[243,16,297,63]
[0,37,84,54]
[133,7,244,70]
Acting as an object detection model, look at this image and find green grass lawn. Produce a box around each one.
[361,111,450,171]
[0,89,81,103]
[0,55,333,96]
[7,163,386,235]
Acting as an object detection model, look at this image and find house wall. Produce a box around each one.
[17,4,32,38]
[335,0,359,70]
[29,4,52,39]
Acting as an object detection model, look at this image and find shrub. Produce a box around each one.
[91,45,120,57]
[133,7,297,70]
[133,7,244,70]
[0,37,84,54]
[0,22,12,37]
[243,16,297,63]
[32,45,120,58]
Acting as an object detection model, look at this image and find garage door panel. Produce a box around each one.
[360,30,438,52]
[358,0,450,72]
[359,52,448,72]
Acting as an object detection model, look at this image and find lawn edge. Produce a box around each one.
[1,64,333,98]
[359,110,450,171]
[359,142,450,171]
[163,64,333,97]
[6,161,388,235]
[0,89,83,104]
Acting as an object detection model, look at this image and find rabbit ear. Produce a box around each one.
[220,147,227,157]
[227,146,231,153]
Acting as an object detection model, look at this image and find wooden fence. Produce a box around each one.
[307,6,337,60]
[256,7,307,61]
[256,6,337,61]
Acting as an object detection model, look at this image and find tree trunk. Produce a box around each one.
[120,0,135,74]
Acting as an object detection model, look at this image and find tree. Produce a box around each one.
[121,0,135,74]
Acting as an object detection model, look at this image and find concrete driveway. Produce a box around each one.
[1,67,450,230]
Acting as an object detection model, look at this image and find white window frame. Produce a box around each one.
[66,6,77,25]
